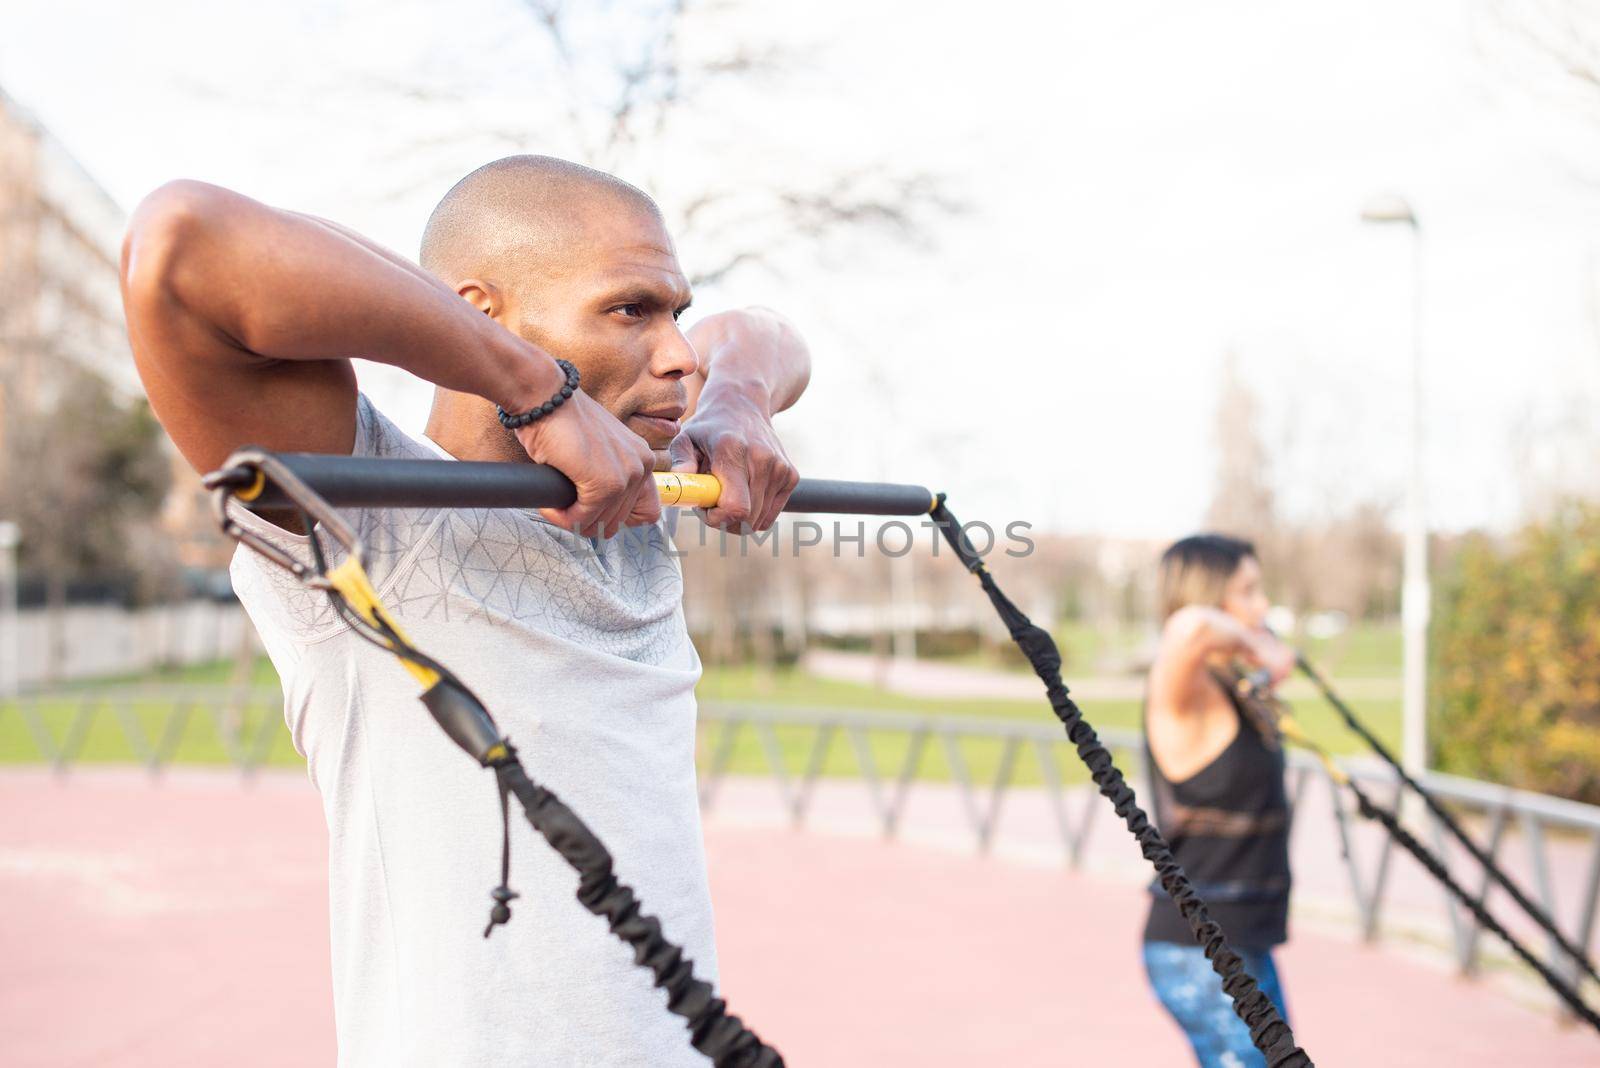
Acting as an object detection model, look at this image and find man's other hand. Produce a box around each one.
[666,384,799,533]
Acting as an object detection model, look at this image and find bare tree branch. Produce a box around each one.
[357,0,962,285]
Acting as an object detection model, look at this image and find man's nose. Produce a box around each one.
[652,324,700,379]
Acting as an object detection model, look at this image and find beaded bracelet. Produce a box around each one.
[496,359,581,430]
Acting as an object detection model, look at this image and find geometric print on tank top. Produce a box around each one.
[227,393,686,666]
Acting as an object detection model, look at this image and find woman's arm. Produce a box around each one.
[1149,606,1294,714]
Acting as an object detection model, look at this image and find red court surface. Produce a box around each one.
[4,769,1598,1066]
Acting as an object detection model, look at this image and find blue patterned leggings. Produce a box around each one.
[1142,942,1289,1068]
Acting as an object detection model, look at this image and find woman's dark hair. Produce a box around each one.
[1158,533,1257,620]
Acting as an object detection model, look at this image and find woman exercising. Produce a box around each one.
[1141,534,1297,1068]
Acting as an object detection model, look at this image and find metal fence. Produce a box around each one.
[7,686,1600,1005]
[0,686,289,776]
[694,703,1600,998]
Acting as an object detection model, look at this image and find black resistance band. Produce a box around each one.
[1260,682,1600,1033]
[1297,655,1600,988]
[209,449,1311,1067]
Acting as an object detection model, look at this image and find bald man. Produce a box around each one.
[120,157,809,1066]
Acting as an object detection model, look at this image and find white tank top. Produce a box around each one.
[229,395,715,1067]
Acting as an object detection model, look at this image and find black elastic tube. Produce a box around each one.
[228,452,934,516]
[1342,777,1600,1033]
[1298,656,1600,988]
[493,758,784,1067]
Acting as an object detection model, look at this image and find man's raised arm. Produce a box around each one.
[120,180,658,538]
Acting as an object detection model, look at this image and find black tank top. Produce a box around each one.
[1142,671,1292,949]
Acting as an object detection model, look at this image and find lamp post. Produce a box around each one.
[0,521,18,698]
[1361,194,1428,773]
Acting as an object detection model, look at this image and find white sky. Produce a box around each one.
[2,0,1596,537]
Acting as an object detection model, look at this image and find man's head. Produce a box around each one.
[420,156,697,462]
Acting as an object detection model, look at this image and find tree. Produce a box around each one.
[1486,1,1600,131]
[1204,352,1309,613]
[340,0,961,287]
[1205,352,1277,538]
[0,368,174,676]
[1432,503,1600,803]
[0,94,174,613]
[1203,354,1408,621]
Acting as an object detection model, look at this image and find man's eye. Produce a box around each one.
[613,303,645,319]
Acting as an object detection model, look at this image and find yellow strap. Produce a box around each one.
[325,557,441,689]
[1278,712,1349,785]
[653,472,721,509]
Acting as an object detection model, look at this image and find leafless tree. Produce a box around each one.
[342,0,963,286]
[1485,0,1600,126]
[1205,352,1277,538]
[1479,3,1600,510]
[1203,354,1407,621]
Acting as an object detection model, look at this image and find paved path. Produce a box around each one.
[3,769,1597,1066]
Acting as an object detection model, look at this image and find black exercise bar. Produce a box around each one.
[218,451,937,517]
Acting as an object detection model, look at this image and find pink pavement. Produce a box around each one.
[2,769,1596,1066]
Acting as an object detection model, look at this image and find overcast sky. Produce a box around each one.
[2,0,1596,537]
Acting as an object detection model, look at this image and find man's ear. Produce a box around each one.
[458,278,503,319]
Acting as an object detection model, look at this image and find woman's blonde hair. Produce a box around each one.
[1157,533,1257,621]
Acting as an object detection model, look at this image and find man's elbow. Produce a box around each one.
[120,180,231,308]
[740,305,804,348]
[742,306,812,400]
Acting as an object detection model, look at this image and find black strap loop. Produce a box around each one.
[484,758,520,939]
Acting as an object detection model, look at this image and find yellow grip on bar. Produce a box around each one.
[654,472,722,509]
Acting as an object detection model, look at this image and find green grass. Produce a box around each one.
[1,650,1401,785]
[0,655,300,769]
[1053,620,1149,674]
[0,694,305,769]
[699,663,1054,720]
[694,660,1399,786]
[947,619,1403,686]
[1300,621,1403,678]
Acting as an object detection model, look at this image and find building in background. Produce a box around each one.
[0,88,132,409]
[0,86,230,582]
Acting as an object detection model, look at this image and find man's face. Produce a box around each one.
[502,206,698,466]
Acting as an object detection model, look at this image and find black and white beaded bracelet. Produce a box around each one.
[496,359,581,430]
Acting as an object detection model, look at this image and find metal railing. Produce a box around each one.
[6,686,1600,1005]
[0,686,289,776]
[694,703,1600,999]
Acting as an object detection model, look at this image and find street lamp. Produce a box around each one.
[0,521,18,698]
[1360,194,1428,773]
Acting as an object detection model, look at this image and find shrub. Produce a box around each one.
[1433,503,1600,803]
